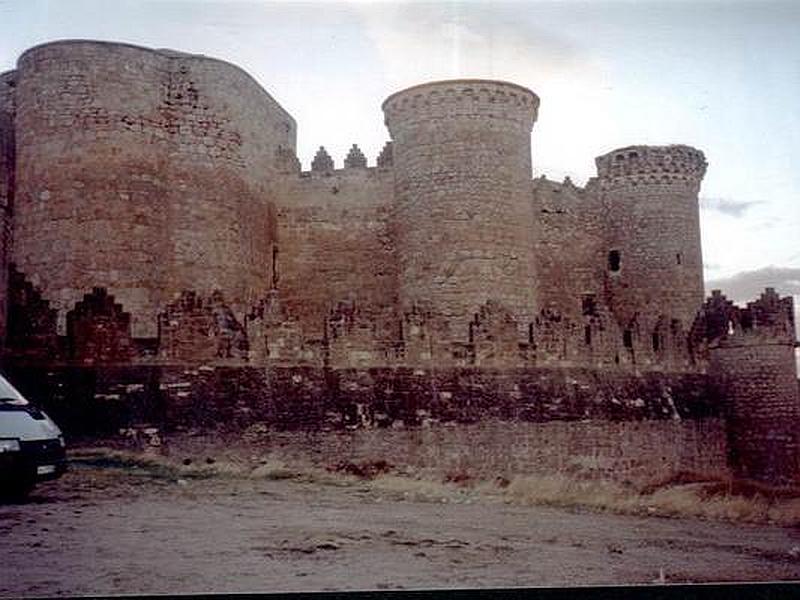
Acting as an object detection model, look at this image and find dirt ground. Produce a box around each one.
[2,458,800,597]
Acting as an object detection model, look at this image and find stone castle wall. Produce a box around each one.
[9,41,295,337]
[4,363,728,484]
[0,40,796,483]
[0,44,712,368]
[273,157,398,342]
[530,177,619,367]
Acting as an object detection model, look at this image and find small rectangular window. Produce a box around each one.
[608,250,621,272]
[623,329,633,348]
[676,252,682,265]
[584,325,592,345]
[581,294,597,316]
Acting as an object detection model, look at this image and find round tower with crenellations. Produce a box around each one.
[382,79,540,339]
[595,145,707,355]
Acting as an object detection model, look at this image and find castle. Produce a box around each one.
[0,40,797,484]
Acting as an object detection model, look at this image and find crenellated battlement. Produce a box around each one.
[289,143,394,177]
[376,141,393,168]
[310,145,334,173]
[274,145,301,174]
[382,79,539,135]
[343,144,367,169]
[595,144,707,190]
[696,287,797,348]
[745,288,797,343]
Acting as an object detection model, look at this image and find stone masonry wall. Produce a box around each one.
[384,80,539,338]
[290,419,727,485]
[704,289,800,483]
[273,158,398,343]
[4,364,728,484]
[711,342,800,482]
[531,177,626,367]
[10,40,294,337]
[533,177,605,319]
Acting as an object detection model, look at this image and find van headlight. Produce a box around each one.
[58,435,65,448]
[0,439,21,453]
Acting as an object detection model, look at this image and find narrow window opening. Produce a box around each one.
[608,250,621,273]
[271,245,279,288]
[676,252,682,265]
[623,329,633,348]
[584,325,592,346]
[581,294,598,316]
[652,332,660,352]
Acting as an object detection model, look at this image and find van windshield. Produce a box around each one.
[0,374,28,405]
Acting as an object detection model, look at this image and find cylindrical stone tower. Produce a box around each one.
[595,145,707,332]
[11,40,295,336]
[382,80,539,338]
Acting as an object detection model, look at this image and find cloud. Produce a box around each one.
[353,2,592,88]
[700,196,764,218]
[705,265,800,302]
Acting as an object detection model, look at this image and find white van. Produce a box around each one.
[0,373,66,498]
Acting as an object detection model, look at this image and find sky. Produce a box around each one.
[0,0,798,310]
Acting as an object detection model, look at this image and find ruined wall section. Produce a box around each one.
[383,80,539,340]
[533,177,602,319]
[0,70,15,348]
[531,176,622,366]
[272,153,398,347]
[595,145,706,368]
[11,41,294,338]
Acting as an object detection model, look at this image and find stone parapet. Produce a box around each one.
[382,79,539,133]
[595,145,707,191]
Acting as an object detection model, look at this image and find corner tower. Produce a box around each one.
[10,40,295,337]
[595,145,707,336]
[382,80,539,338]
[698,289,800,483]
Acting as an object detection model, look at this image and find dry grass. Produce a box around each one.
[68,446,800,525]
[504,471,800,526]
[505,474,642,514]
[71,447,286,481]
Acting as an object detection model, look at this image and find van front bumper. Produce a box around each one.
[0,438,67,485]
